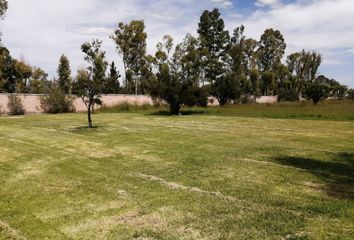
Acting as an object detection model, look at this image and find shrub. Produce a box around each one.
[347,89,354,100]
[40,86,75,114]
[304,81,330,104]
[238,95,255,104]
[278,89,300,102]
[7,95,25,115]
[100,102,156,113]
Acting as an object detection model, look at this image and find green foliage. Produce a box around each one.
[7,95,25,115]
[0,0,7,18]
[278,89,300,102]
[40,85,75,114]
[304,77,331,104]
[29,67,48,94]
[198,8,229,85]
[198,8,241,106]
[321,76,348,99]
[211,73,240,106]
[261,71,276,96]
[229,25,247,77]
[249,68,261,97]
[111,20,147,94]
[150,63,180,114]
[0,45,16,93]
[151,35,208,114]
[13,59,32,93]
[0,6,350,109]
[174,34,202,86]
[257,28,286,72]
[287,50,322,94]
[75,39,107,128]
[347,89,354,100]
[57,54,72,94]
[103,61,121,94]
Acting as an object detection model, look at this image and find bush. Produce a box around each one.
[347,89,354,100]
[304,78,330,104]
[7,95,25,115]
[238,95,255,104]
[99,102,159,113]
[40,86,75,114]
[180,85,208,108]
[278,89,300,102]
[212,74,241,106]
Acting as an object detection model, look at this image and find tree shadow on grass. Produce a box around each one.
[150,110,207,116]
[274,152,354,200]
[69,125,100,134]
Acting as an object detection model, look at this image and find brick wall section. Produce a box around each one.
[0,94,154,114]
[0,94,278,114]
[256,96,278,104]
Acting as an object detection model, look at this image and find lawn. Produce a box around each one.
[100,100,354,121]
[0,109,353,239]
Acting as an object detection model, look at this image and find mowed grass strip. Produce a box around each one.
[0,112,353,239]
[100,100,354,121]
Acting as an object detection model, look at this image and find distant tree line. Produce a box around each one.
[1,3,354,123]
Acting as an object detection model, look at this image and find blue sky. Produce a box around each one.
[1,0,353,87]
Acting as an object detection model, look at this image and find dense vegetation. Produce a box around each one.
[0,3,353,119]
[0,3,353,116]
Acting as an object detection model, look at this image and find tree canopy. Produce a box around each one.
[57,54,72,94]
[111,20,147,94]
[75,39,107,128]
[0,6,352,115]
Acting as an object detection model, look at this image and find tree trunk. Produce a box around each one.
[135,79,138,95]
[87,103,93,128]
[170,103,181,115]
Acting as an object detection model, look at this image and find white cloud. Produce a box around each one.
[244,0,354,49]
[210,0,233,8]
[0,0,202,76]
[255,0,281,7]
[347,49,354,55]
[235,0,354,87]
[0,0,353,87]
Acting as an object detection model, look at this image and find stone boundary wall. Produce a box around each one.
[255,96,278,104]
[0,94,278,114]
[0,94,154,114]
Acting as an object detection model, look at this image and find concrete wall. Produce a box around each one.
[256,96,278,104]
[208,96,278,105]
[0,93,278,114]
[0,94,154,114]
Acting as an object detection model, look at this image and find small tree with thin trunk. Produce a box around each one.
[74,39,107,128]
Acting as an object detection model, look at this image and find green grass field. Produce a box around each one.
[100,100,354,121]
[0,105,354,239]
